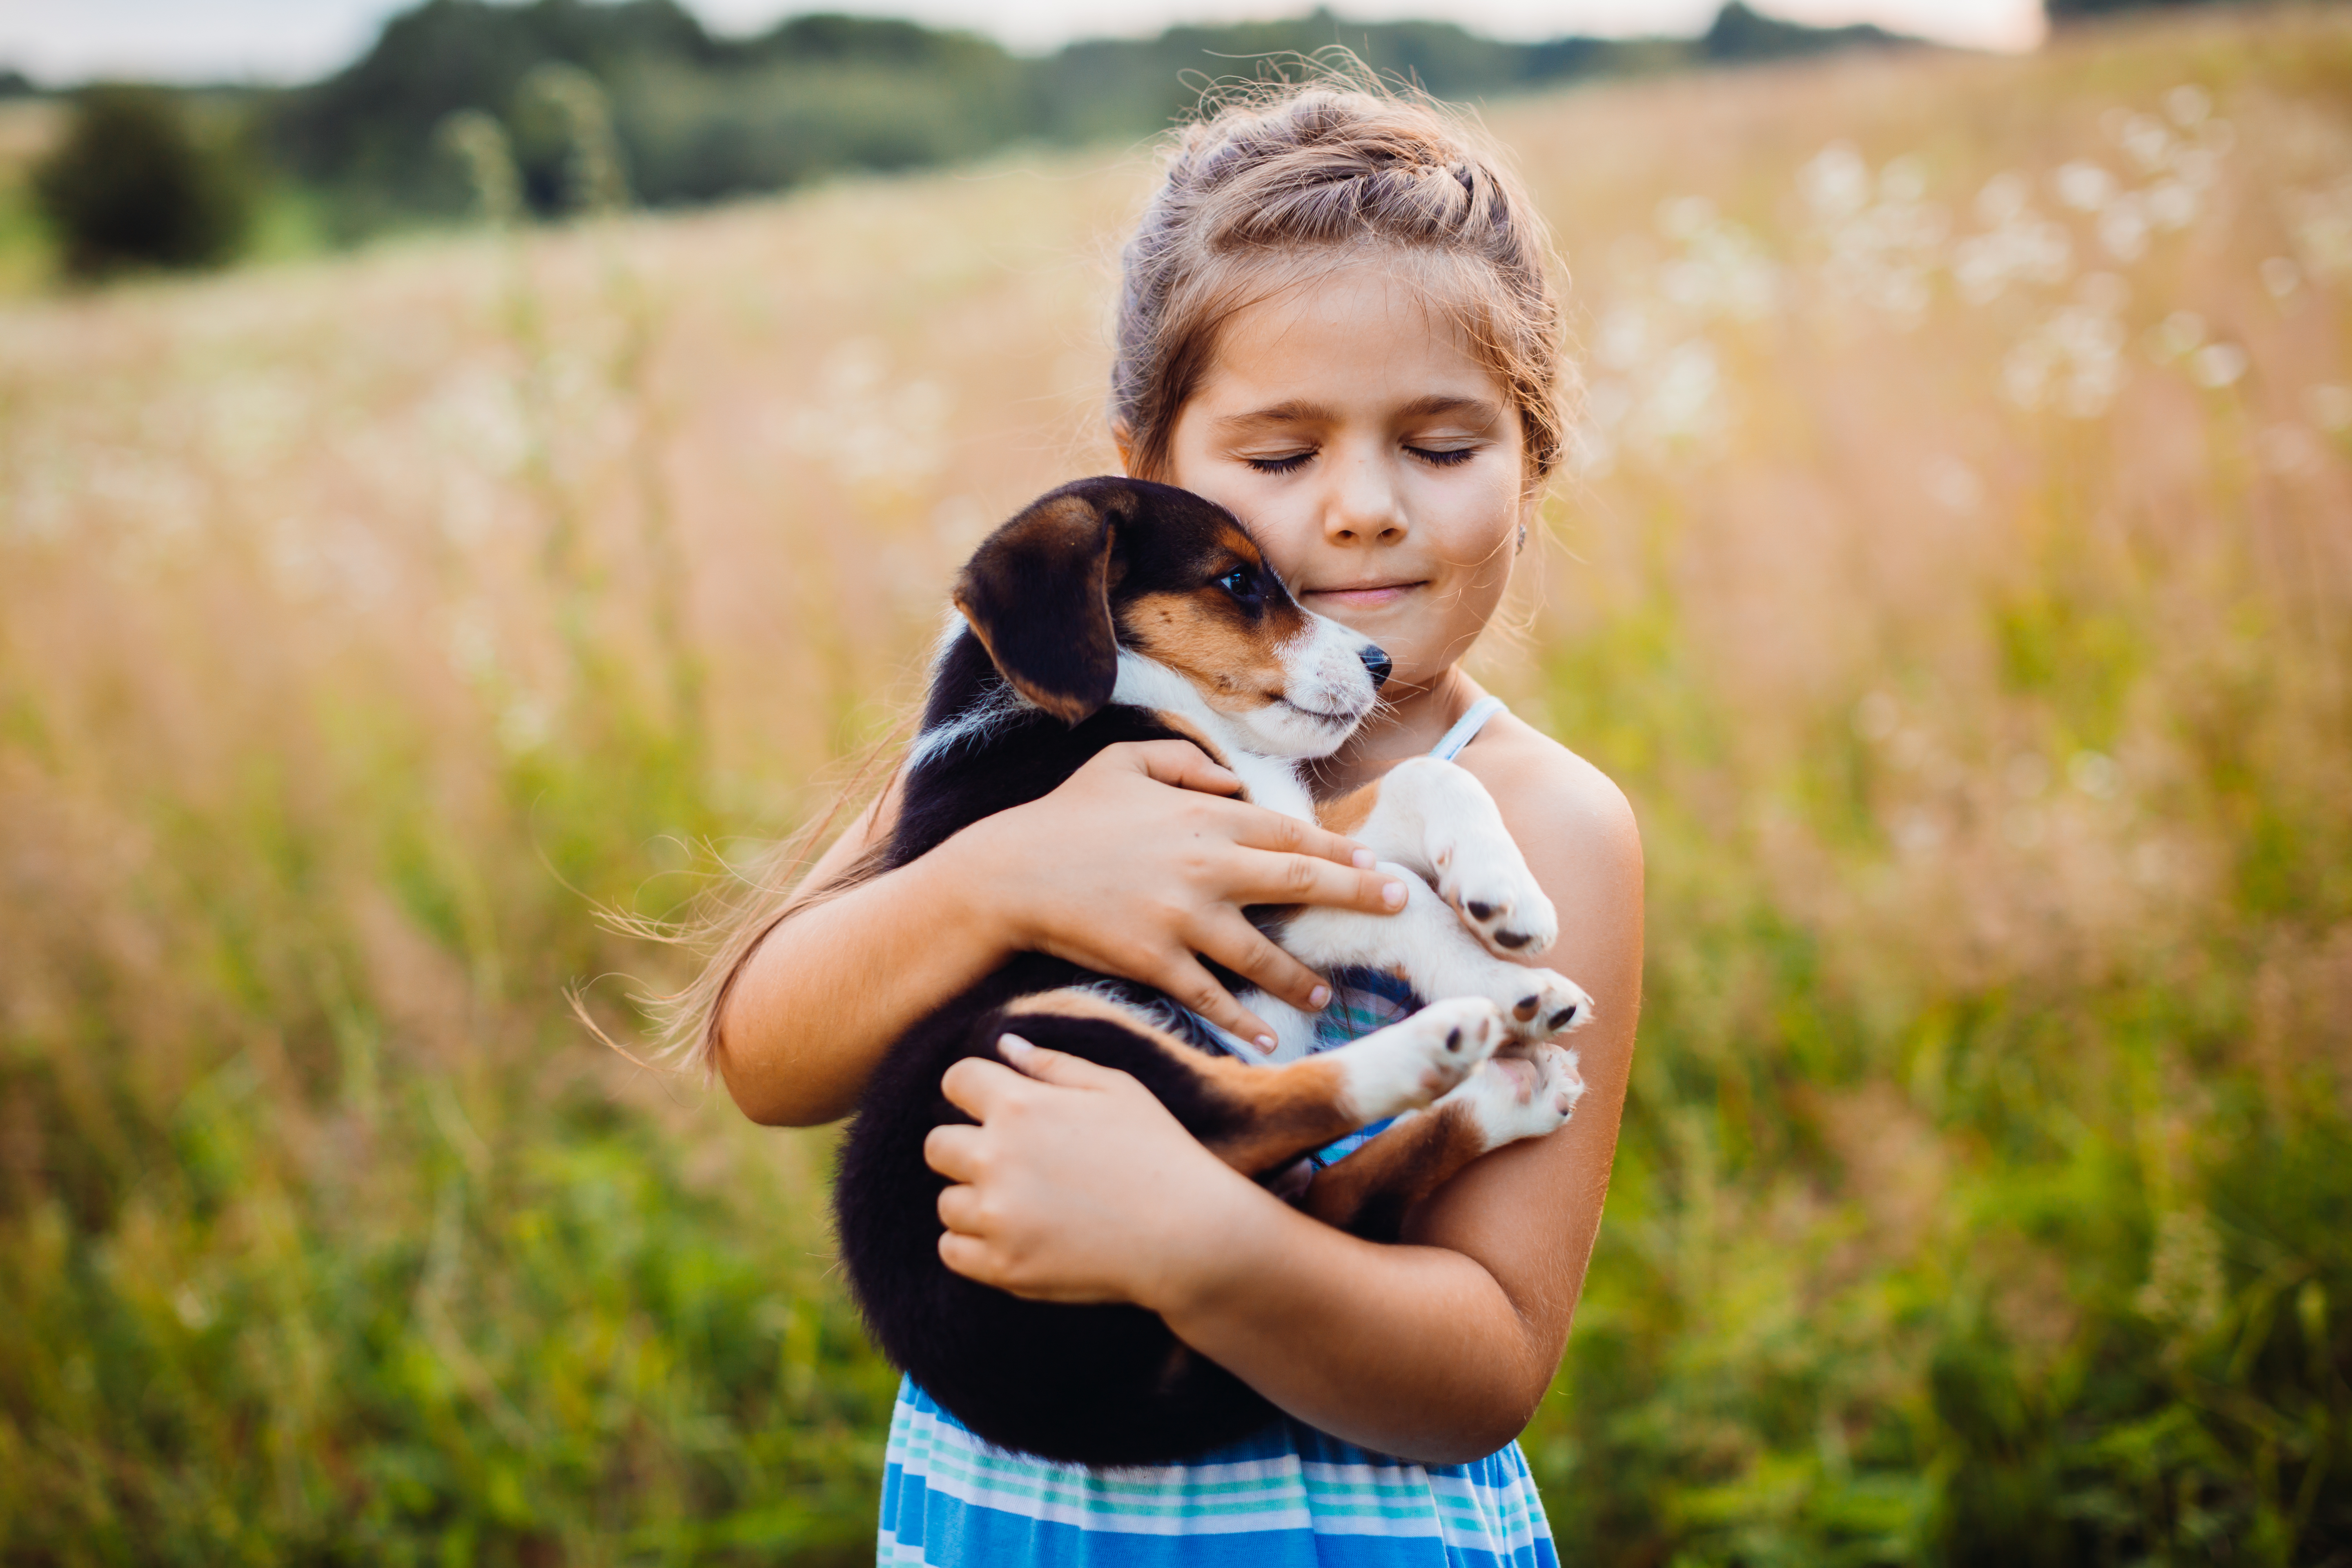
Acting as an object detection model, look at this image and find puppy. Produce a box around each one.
[833,477,1590,1466]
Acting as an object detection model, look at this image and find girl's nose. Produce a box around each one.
[1323,445,1408,546]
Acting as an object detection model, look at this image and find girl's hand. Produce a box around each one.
[926,1036,1259,1307]
[951,740,1407,1049]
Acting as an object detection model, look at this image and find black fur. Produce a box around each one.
[833,478,1353,1465]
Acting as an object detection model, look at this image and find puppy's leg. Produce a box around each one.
[995,991,1506,1177]
[1304,1041,1586,1240]
[1325,757,1558,960]
[1278,871,1591,1044]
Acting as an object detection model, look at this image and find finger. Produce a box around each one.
[938,1054,1030,1119]
[936,1180,984,1235]
[939,1229,1002,1285]
[1149,953,1281,1054]
[1233,846,1410,915]
[1114,739,1244,798]
[923,1123,987,1183]
[1194,916,1334,1019]
[1217,801,1379,870]
[996,1034,1134,1092]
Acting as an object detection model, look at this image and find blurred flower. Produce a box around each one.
[1924,456,1984,514]
[1800,143,1871,222]
[1976,172,2030,225]
[2004,751,2051,798]
[2098,195,2150,262]
[1853,690,1901,741]
[2307,383,2352,432]
[2117,112,2173,175]
[2287,177,2352,279]
[2055,161,2116,213]
[1893,808,1942,855]
[782,338,950,491]
[2189,342,2248,389]
[2145,180,2198,231]
[498,695,552,755]
[1811,147,1948,327]
[2145,309,2205,362]
[2067,750,2120,798]
[2007,287,2127,417]
[2257,424,2322,475]
[2260,256,2302,298]
[2164,84,2212,128]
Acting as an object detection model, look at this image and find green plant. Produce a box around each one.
[31,85,253,277]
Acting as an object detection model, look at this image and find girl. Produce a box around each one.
[690,80,1642,1567]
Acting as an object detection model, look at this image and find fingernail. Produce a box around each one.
[999,1034,1034,1060]
[1308,984,1331,1009]
[1383,881,1407,908]
[1353,848,1376,869]
[1255,1033,1278,1054]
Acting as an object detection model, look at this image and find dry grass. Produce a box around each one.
[2,8,2349,1562]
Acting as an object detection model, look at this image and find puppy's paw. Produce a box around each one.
[1432,828,1560,960]
[1338,997,1507,1121]
[1457,962,1591,1044]
[1449,1042,1585,1150]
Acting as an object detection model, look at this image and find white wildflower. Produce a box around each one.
[2055,160,2116,213]
[2189,343,2248,389]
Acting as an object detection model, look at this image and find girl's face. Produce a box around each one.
[1156,260,1527,695]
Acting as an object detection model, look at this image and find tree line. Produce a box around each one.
[24,0,2292,277]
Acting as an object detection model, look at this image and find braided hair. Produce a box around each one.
[1111,80,1568,493]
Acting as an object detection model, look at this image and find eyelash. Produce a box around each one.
[1241,446,1478,474]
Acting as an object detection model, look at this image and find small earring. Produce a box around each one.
[1516,522,1529,553]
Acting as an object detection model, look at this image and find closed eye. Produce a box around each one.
[1408,445,1479,468]
[1242,450,1313,474]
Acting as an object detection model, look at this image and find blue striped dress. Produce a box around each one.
[878,697,1557,1566]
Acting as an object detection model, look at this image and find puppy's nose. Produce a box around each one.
[1359,645,1392,689]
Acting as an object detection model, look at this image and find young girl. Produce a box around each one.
[693,80,1642,1567]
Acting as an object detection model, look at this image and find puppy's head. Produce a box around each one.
[952,477,1388,758]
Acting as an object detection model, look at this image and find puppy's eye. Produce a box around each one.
[1218,568,1262,604]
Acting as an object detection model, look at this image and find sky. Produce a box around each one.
[0,0,2045,86]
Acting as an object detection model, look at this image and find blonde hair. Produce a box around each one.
[644,74,1568,1073]
[1111,76,1568,493]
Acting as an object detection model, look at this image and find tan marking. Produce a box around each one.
[998,989,1382,1177]
[1151,711,1236,780]
[1120,590,1290,715]
[1316,780,1383,837]
[1003,989,1167,1030]
[1302,1099,1491,1233]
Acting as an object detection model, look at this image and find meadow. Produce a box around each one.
[2,8,2349,1563]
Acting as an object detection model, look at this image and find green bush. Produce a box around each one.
[32,85,253,277]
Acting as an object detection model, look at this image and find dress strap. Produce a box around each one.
[1430,694,1507,760]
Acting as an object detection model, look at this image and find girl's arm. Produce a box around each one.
[716,739,1408,1127]
[924,725,1642,1461]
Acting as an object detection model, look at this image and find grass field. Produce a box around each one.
[3,9,2350,1563]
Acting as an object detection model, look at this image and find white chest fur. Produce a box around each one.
[1112,653,1318,822]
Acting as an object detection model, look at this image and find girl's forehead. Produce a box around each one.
[1196,262,1508,419]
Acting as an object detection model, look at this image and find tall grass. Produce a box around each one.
[2,10,2347,1563]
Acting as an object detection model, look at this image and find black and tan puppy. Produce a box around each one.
[833,477,1589,1466]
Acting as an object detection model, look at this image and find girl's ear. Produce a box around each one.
[952,484,1123,725]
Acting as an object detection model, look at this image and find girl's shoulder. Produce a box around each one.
[1453,710,1642,890]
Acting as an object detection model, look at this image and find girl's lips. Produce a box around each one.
[1304,582,1423,610]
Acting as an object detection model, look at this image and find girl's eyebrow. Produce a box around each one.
[1215,394,1500,431]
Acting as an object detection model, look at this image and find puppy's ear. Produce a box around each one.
[952,484,1125,725]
